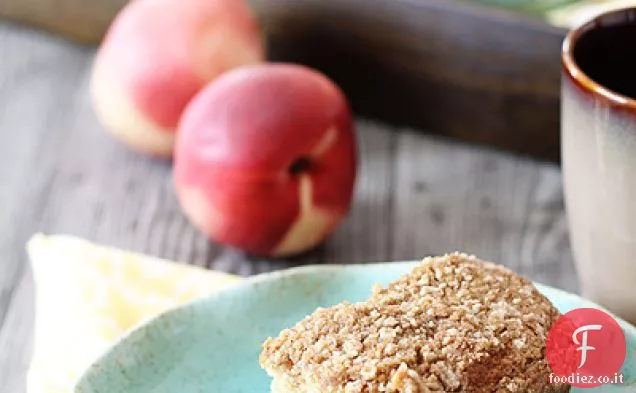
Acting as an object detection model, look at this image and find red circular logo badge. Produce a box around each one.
[546,308,626,388]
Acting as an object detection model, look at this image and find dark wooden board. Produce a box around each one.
[258,0,566,161]
[0,0,128,43]
[0,0,567,161]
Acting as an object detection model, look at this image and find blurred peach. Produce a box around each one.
[174,64,357,256]
[91,0,263,157]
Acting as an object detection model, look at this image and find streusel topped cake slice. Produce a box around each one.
[260,253,569,393]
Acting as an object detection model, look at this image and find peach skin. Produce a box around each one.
[91,0,263,157]
[174,64,357,257]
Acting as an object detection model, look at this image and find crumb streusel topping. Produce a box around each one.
[260,253,564,393]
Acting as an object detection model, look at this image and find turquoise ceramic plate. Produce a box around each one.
[75,261,636,393]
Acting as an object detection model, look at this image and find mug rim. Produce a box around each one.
[562,6,636,110]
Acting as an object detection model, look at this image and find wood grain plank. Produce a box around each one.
[321,120,396,264]
[0,270,34,393]
[33,70,213,267]
[389,128,576,292]
[0,22,91,334]
[0,23,94,391]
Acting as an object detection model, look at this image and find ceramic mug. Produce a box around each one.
[562,7,636,325]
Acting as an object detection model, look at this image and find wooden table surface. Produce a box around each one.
[0,21,576,392]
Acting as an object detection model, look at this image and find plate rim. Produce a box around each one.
[74,260,636,392]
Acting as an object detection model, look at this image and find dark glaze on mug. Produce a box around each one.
[575,24,636,100]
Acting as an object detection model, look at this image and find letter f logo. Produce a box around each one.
[573,324,603,368]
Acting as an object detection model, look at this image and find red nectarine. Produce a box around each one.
[91,0,263,157]
[174,64,357,256]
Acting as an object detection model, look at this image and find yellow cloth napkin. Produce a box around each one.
[26,234,241,393]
